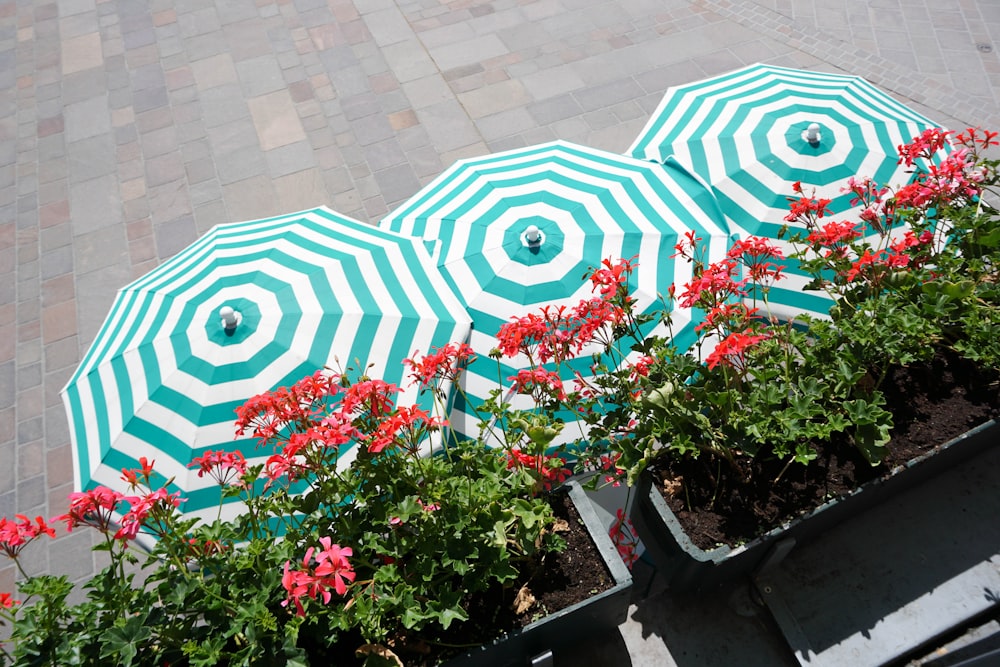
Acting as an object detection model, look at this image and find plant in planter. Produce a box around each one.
[0,341,631,666]
[626,128,1000,589]
[497,128,1000,590]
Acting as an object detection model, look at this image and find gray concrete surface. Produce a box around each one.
[3,0,1000,663]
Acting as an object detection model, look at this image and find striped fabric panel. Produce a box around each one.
[62,206,472,544]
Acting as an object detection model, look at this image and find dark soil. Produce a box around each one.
[316,491,616,666]
[410,490,615,666]
[650,351,1000,552]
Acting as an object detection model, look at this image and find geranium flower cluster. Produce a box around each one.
[189,450,249,486]
[233,372,450,487]
[55,483,183,544]
[404,342,476,388]
[281,537,356,617]
[0,515,55,559]
[495,257,635,365]
[676,237,785,371]
[506,448,571,492]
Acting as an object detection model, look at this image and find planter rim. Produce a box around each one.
[640,418,998,566]
[443,480,633,666]
[514,481,632,632]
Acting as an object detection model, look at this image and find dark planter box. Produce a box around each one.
[444,481,633,666]
[631,420,999,592]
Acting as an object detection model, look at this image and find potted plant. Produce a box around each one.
[0,343,631,665]
[494,128,1000,592]
[631,127,1000,589]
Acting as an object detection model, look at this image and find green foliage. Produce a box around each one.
[557,128,1000,489]
[0,355,565,665]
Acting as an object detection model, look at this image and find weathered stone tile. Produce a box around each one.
[61,32,103,74]
[68,174,121,235]
[264,140,316,178]
[247,89,307,150]
[189,52,238,90]
[457,79,531,119]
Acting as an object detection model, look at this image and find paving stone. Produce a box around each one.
[363,6,414,47]
[475,106,537,142]
[192,198,228,234]
[527,92,584,125]
[372,162,421,205]
[183,31,227,63]
[48,530,98,581]
[0,492,14,524]
[248,89,307,150]
[144,150,185,187]
[0,442,12,490]
[190,52,238,90]
[398,74,451,111]
[573,77,646,112]
[0,361,13,409]
[214,0,259,24]
[43,336,80,372]
[428,33,510,72]
[362,194,388,219]
[185,157,216,185]
[153,214,197,258]
[68,174,122,234]
[188,178,223,207]
[381,39,438,83]
[214,144,267,185]
[74,225,127,274]
[17,439,44,477]
[265,140,317,178]
[325,63,371,99]
[222,174,280,220]
[41,273,76,306]
[223,19,272,62]
[61,67,110,106]
[16,413,43,445]
[353,172,379,200]
[40,299,78,344]
[146,180,193,226]
[16,475,46,517]
[458,79,532,119]
[273,167,328,212]
[61,32,103,74]
[123,196,151,222]
[205,117,258,156]
[236,54,287,97]
[416,100,483,153]
[322,165,355,195]
[351,112,394,147]
[178,6,221,39]
[520,63,588,100]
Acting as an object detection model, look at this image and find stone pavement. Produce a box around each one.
[2,0,999,661]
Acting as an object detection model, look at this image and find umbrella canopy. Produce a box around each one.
[380,140,730,443]
[62,206,472,541]
[629,63,948,319]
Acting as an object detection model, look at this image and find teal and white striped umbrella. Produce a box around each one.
[629,63,948,319]
[61,206,472,543]
[381,141,730,444]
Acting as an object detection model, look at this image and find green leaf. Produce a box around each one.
[854,423,889,466]
[437,606,469,630]
[100,616,152,667]
[491,520,507,547]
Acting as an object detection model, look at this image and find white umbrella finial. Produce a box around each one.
[524,224,542,245]
[804,122,822,145]
[219,306,239,331]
